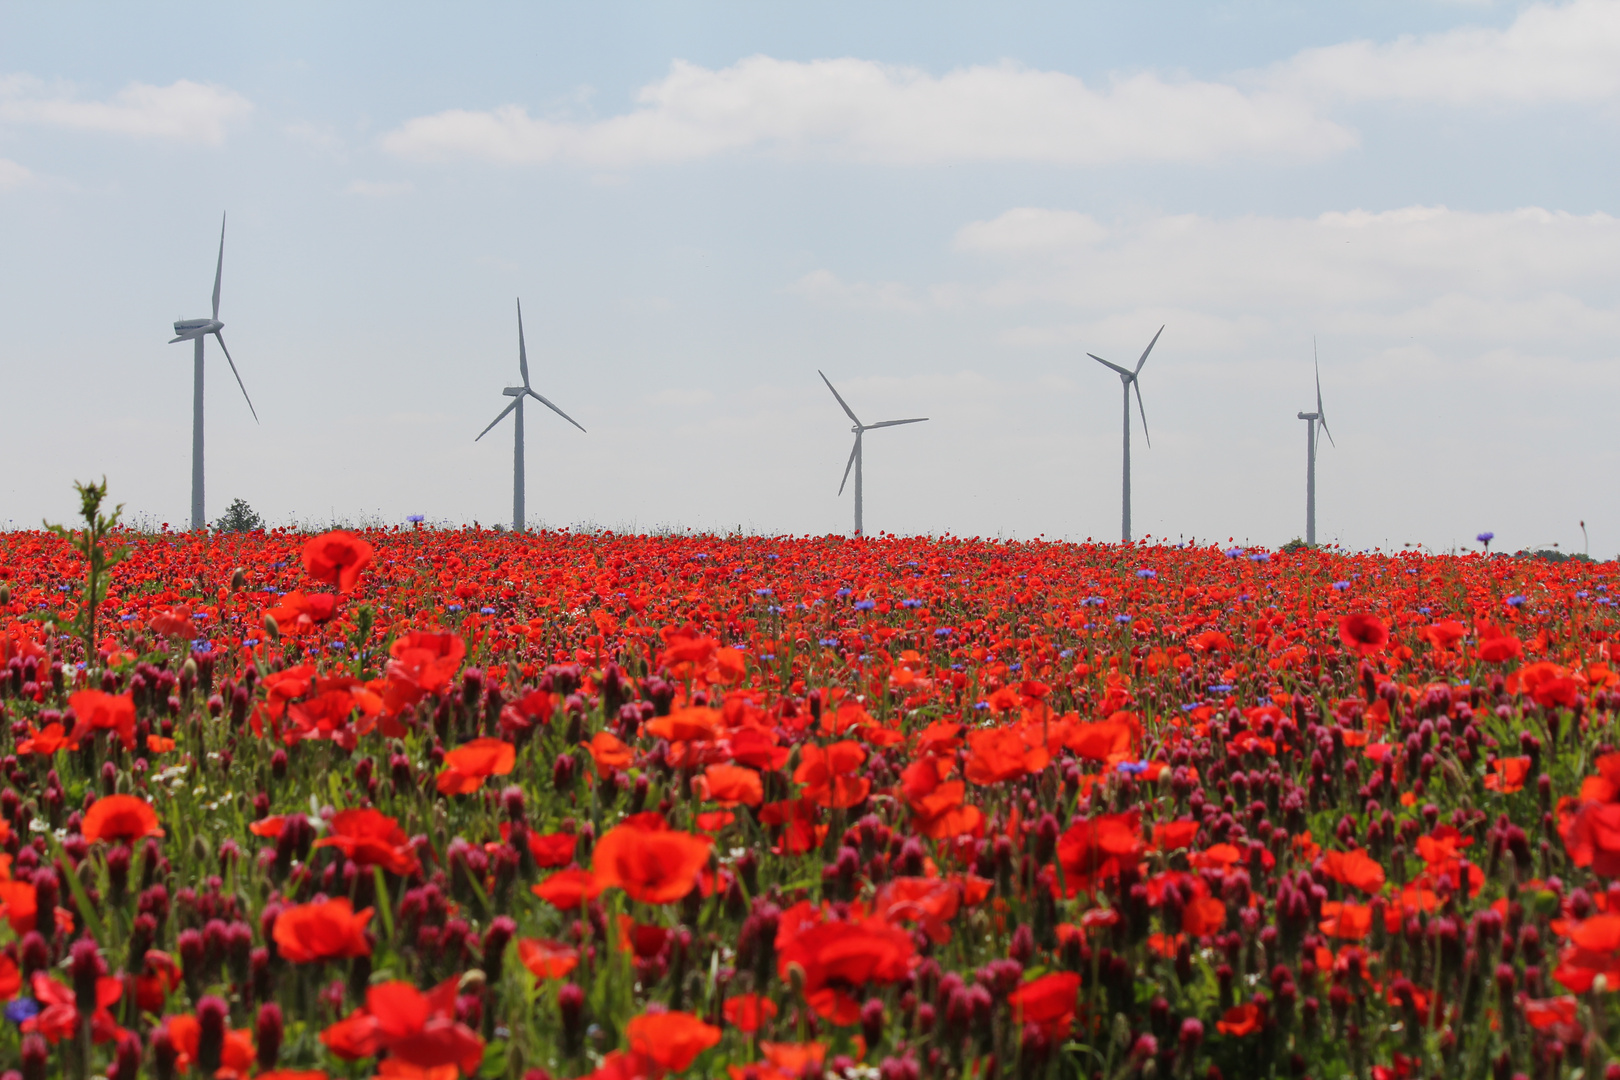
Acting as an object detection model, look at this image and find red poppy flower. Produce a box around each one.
[1064,717,1137,763]
[435,737,516,795]
[793,741,870,809]
[900,757,983,840]
[1056,811,1143,894]
[1008,972,1081,1039]
[17,722,76,757]
[964,724,1050,785]
[165,1011,256,1075]
[321,979,483,1075]
[0,880,39,934]
[1477,626,1524,662]
[81,794,164,844]
[517,938,579,980]
[723,993,778,1034]
[1485,756,1532,794]
[1319,848,1386,894]
[1216,1002,1262,1037]
[67,690,137,750]
[136,951,182,1014]
[625,1011,721,1072]
[592,820,713,904]
[148,605,198,639]
[22,971,124,1044]
[1338,613,1389,655]
[531,868,605,910]
[775,913,914,1024]
[273,898,374,964]
[265,590,340,637]
[303,530,374,592]
[697,763,764,807]
[312,809,420,876]
[526,831,578,868]
[645,706,723,743]
[873,876,962,945]
[585,730,635,778]
[1319,901,1373,940]
[1560,800,1620,877]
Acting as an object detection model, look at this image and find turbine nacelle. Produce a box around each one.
[170,318,223,343]
[1297,411,1319,421]
[503,386,525,397]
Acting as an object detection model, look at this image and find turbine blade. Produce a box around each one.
[212,212,226,320]
[1135,324,1165,374]
[476,397,520,441]
[1315,341,1334,446]
[212,332,258,424]
[526,389,586,433]
[1133,380,1150,448]
[866,417,928,428]
[517,298,531,389]
[838,437,859,495]
[1088,354,1134,378]
[819,370,862,426]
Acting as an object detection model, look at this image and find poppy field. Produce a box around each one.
[3,489,1620,1080]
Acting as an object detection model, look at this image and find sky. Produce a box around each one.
[1,1,1618,554]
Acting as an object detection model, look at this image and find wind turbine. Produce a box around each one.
[1297,342,1335,546]
[819,371,927,538]
[1087,325,1163,544]
[169,212,259,531]
[475,300,586,532]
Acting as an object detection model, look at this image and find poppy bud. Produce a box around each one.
[20,1033,48,1080]
[558,982,586,1056]
[264,613,280,641]
[255,1002,283,1071]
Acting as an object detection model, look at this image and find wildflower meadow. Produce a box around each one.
[1,483,1619,1080]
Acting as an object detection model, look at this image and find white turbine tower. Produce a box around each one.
[819,371,928,537]
[169,212,259,531]
[1297,342,1335,546]
[1087,325,1163,544]
[475,300,586,532]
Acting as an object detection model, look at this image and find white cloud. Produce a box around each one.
[381,55,1354,167]
[0,76,251,143]
[345,179,415,197]
[787,269,924,312]
[0,158,31,190]
[1266,0,1620,104]
[950,205,1620,317]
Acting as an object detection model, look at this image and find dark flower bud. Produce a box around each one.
[152,1024,177,1080]
[196,994,228,1074]
[501,785,527,822]
[558,982,586,1056]
[70,938,105,1017]
[484,915,517,983]
[20,1033,48,1080]
[255,1003,283,1072]
[114,1033,142,1080]
[19,931,46,979]
[862,997,886,1049]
